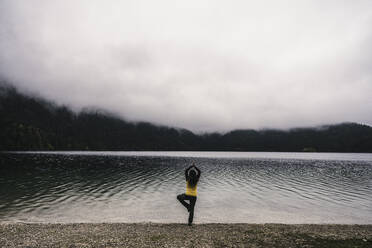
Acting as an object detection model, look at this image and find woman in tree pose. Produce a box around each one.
[177,164,201,226]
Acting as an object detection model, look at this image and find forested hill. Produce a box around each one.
[1,84,372,152]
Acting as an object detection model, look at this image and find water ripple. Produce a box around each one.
[0,152,371,224]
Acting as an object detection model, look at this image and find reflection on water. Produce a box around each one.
[0,152,371,224]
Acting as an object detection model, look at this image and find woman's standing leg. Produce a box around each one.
[188,196,197,225]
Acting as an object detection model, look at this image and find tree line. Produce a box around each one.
[1,84,372,152]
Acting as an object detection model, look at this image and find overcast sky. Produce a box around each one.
[1,0,371,132]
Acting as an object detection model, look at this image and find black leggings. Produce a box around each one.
[177,194,197,225]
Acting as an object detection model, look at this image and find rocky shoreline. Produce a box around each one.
[1,223,371,247]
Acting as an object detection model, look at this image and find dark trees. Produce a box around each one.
[1,84,371,152]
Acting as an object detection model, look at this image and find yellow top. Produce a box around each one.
[186,181,197,196]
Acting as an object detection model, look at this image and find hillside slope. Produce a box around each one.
[1,84,371,152]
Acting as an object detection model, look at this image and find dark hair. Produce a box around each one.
[188,170,198,187]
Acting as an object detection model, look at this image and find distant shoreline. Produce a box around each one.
[3,150,372,160]
[1,223,371,247]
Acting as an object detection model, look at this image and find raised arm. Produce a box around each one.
[194,166,201,179]
[185,165,193,180]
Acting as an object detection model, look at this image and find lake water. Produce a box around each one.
[0,151,371,224]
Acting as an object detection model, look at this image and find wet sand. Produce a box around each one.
[1,223,371,247]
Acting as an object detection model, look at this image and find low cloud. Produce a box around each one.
[1,0,372,132]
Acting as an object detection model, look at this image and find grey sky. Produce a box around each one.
[1,0,371,132]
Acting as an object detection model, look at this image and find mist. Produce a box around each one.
[1,0,371,132]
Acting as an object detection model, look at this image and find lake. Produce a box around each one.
[0,151,371,224]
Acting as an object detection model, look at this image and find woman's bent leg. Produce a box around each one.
[177,194,190,210]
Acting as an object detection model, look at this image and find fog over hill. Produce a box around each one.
[1,83,371,152]
[1,1,372,131]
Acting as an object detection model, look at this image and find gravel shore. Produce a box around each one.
[1,223,371,247]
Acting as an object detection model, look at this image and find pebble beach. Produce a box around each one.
[1,223,371,248]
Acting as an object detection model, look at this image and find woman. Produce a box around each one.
[177,164,201,226]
